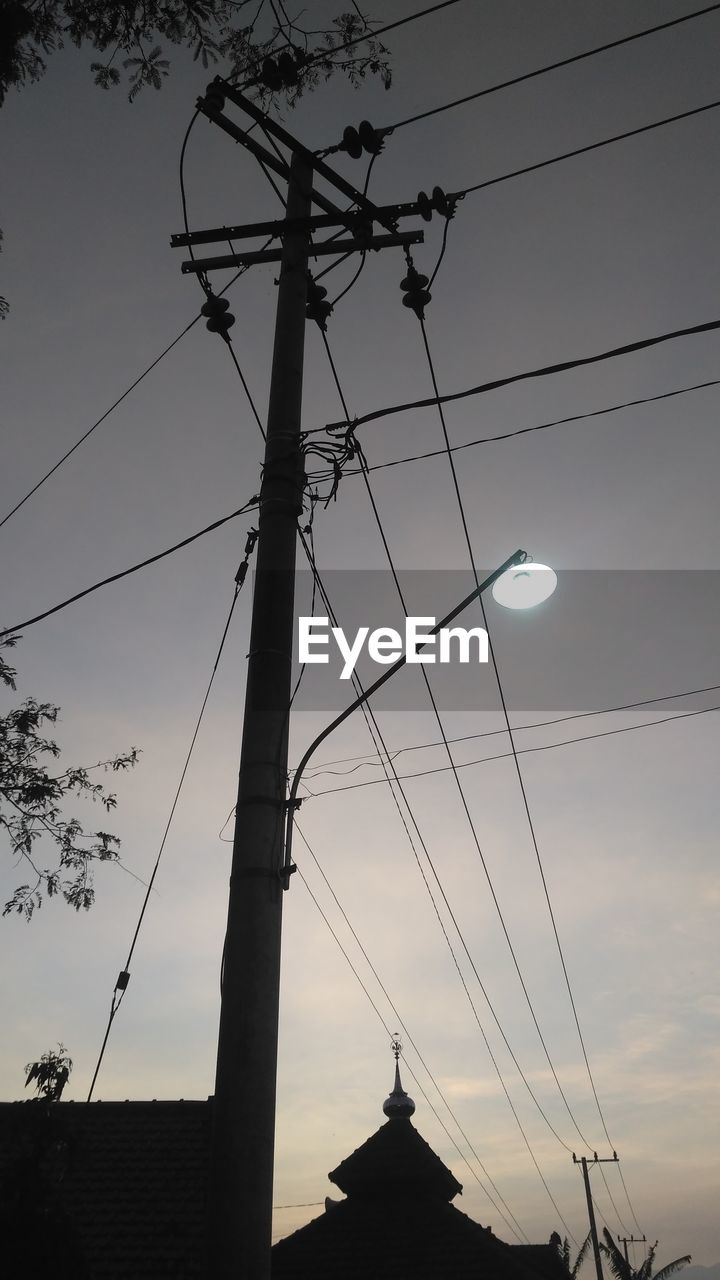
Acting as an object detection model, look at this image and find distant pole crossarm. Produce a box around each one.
[573,1152,619,1280]
[283,550,528,875]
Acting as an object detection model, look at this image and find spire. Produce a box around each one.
[382,1034,415,1119]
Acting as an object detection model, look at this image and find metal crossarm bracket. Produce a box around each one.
[180,230,424,276]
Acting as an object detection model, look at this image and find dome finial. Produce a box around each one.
[383,1033,415,1119]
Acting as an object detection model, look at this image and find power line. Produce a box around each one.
[295,822,528,1241]
[303,702,720,798]
[301,681,720,777]
[338,377,720,474]
[325,318,720,434]
[87,554,254,1101]
[456,97,720,198]
[321,332,589,1155]
[383,5,720,132]
[413,303,641,1227]
[239,0,467,89]
[0,498,259,639]
[297,531,580,1241]
[0,270,260,533]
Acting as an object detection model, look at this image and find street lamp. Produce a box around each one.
[283,548,555,876]
[491,561,557,610]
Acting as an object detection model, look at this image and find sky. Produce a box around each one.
[1,0,719,1267]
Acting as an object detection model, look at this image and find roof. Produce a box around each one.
[273,1197,563,1280]
[0,1098,568,1280]
[329,1114,463,1201]
[0,1099,210,1280]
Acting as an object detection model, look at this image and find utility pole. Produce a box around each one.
[204,147,312,1280]
[172,78,435,1280]
[619,1235,647,1264]
[573,1152,620,1280]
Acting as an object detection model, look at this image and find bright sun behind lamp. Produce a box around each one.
[491,562,558,610]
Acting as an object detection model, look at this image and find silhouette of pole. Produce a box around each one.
[575,1155,605,1280]
[207,148,312,1280]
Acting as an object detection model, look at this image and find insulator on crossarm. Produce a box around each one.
[203,80,225,112]
[341,125,363,159]
[416,187,454,221]
[201,292,235,336]
[358,120,385,155]
[340,120,385,158]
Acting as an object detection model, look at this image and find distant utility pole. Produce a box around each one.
[172,78,436,1279]
[620,1235,647,1263]
[573,1151,620,1280]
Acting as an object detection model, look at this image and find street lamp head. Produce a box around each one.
[491,562,557,610]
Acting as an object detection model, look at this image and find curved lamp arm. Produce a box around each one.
[283,548,527,880]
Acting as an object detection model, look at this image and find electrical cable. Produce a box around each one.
[297,523,579,1242]
[302,702,720,797]
[321,326,600,1159]
[302,681,720,776]
[338,376,720,473]
[295,821,528,1241]
[86,554,254,1101]
[455,98,720,200]
[415,306,642,1228]
[238,0,467,89]
[0,498,259,639]
[325,318,720,434]
[382,4,720,132]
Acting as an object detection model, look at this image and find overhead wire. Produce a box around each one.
[0,498,259,639]
[454,98,720,200]
[324,318,720,434]
[321,322,601,1158]
[308,346,586,1236]
[237,0,468,89]
[294,822,528,1241]
[297,525,580,1243]
[382,4,720,132]
[301,682,720,777]
[413,289,642,1228]
[87,540,256,1100]
[302,702,720,797]
[338,377,720,474]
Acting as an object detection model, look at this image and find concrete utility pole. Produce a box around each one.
[171,77,432,1280]
[206,149,313,1280]
[573,1152,620,1280]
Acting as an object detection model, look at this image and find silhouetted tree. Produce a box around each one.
[551,1229,593,1277]
[0,1047,90,1278]
[601,1228,691,1280]
[0,4,389,318]
[0,636,139,920]
[24,1044,73,1101]
[0,1,391,106]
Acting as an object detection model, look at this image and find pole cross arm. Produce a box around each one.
[282,550,528,880]
[180,230,424,275]
[172,203,425,250]
[202,79,400,233]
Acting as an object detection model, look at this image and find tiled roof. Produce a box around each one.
[0,1100,210,1280]
[273,1196,562,1280]
[329,1115,463,1201]
[0,1100,568,1280]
